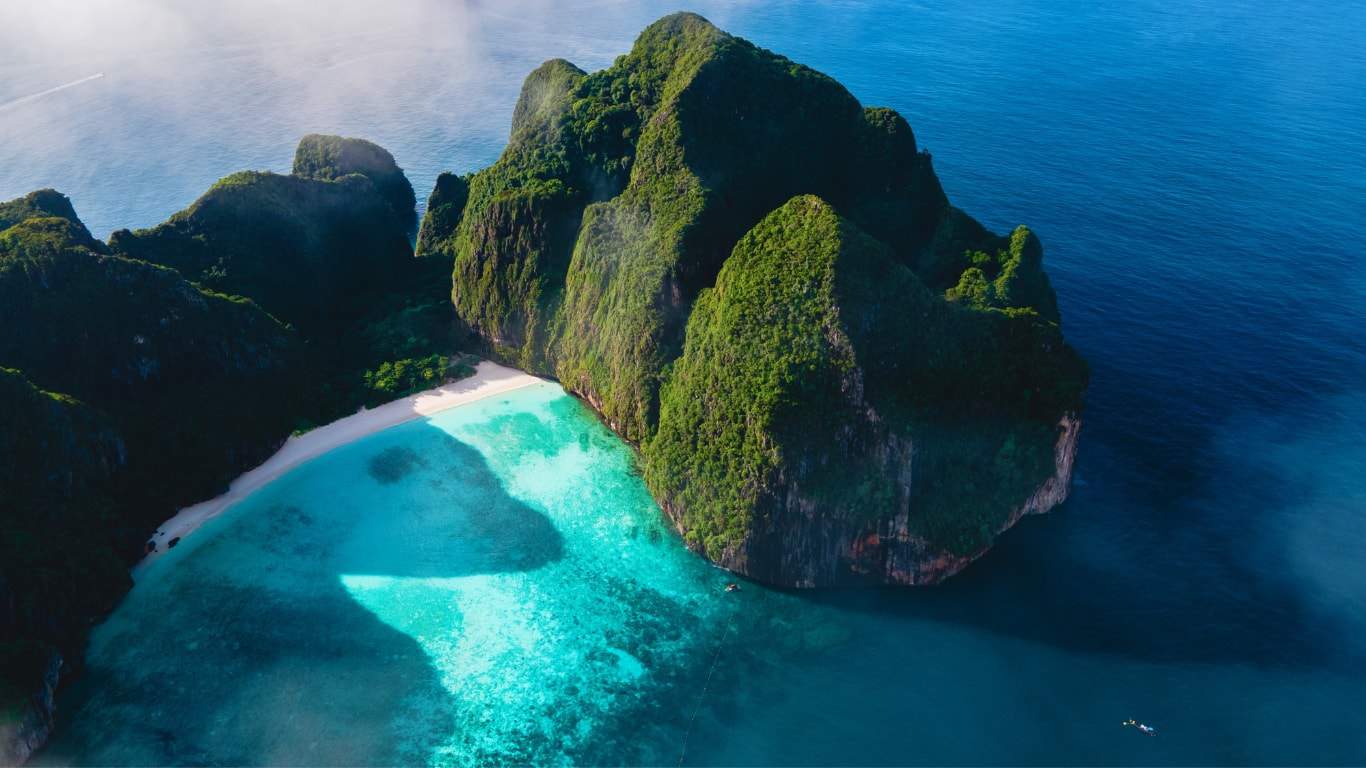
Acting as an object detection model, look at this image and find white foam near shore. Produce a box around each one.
[135,360,543,575]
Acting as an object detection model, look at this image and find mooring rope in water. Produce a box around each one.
[677,612,735,767]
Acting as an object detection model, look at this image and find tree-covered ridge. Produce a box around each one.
[945,225,1060,319]
[428,12,966,440]
[0,368,126,707]
[292,134,418,237]
[108,169,413,337]
[105,142,469,422]
[645,197,1085,579]
[0,211,303,528]
[0,216,95,259]
[0,189,101,250]
[0,208,302,723]
[645,197,882,560]
[1,135,471,734]
[421,12,1087,579]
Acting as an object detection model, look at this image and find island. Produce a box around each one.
[419,12,1088,587]
[0,13,1085,763]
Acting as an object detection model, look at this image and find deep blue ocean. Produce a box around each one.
[4,0,1365,764]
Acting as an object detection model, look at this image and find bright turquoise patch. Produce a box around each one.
[39,383,833,766]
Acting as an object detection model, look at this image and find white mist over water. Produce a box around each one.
[0,0,752,237]
[0,0,521,235]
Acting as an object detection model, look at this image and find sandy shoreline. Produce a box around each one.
[135,360,543,576]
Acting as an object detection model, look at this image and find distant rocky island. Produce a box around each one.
[0,13,1084,763]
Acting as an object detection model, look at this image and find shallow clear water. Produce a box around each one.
[8,0,1366,764]
[39,384,842,765]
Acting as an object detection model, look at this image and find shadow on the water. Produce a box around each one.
[38,422,564,766]
[42,580,455,766]
[345,436,566,577]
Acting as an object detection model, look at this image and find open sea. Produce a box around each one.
[4,0,1365,764]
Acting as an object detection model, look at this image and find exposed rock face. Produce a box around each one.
[0,652,61,766]
[422,14,1089,587]
[851,412,1082,585]
[0,366,124,765]
[415,172,470,259]
[667,413,1082,589]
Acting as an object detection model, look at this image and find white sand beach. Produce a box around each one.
[135,360,542,575]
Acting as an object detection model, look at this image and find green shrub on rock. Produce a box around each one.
[292,133,418,236]
[109,170,414,339]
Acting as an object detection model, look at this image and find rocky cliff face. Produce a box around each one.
[672,402,1082,589]
[671,406,1082,587]
[0,652,61,766]
[0,365,125,765]
[847,412,1081,586]
[422,14,1089,587]
[645,196,1086,586]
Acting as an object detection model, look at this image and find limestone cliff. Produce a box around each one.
[0,366,125,764]
[421,14,1089,586]
[292,133,419,237]
[645,197,1085,586]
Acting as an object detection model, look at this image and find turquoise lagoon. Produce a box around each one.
[42,381,1366,766]
[37,383,829,766]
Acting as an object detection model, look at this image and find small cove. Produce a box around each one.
[37,383,839,765]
